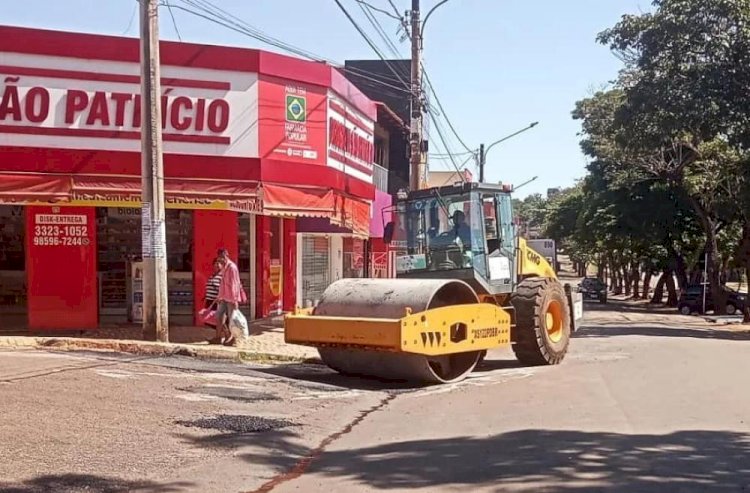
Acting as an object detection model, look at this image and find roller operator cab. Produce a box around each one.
[285,182,583,385]
[386,182,557,294]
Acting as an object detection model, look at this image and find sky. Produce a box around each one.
[2,0,651,198]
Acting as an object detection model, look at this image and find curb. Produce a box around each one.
[0,336,320,365]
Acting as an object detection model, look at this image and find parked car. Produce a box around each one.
[677,285,747,315]
[578,277,607,303]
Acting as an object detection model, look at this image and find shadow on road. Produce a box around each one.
[258,356,526,391]
[215,429,750,492]
[0,474,192,493]
[576,324,750,341]
[583,300,676,315]
[256,364,429,391]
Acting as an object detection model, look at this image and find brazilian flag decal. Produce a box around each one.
[286,95,306,122]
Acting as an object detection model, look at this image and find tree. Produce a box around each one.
[596,0,750,313]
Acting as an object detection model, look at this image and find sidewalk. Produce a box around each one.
[0,316,320,363]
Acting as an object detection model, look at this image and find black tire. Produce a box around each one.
[511,277,571,366]
[678,304,692,316]
[726,304,737,316]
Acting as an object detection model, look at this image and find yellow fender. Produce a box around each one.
[518,237,557,279]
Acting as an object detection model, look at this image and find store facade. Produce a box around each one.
[0,25,375,331]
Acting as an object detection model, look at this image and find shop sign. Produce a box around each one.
[0,85,229,134]
[31,210,91,247]
[327,96,374,181]
[0,55,258,157]
[19,194,263,213]
[258,78,327,165]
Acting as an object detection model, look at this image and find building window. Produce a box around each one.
[374,137,387,168]
[343,237,365,279]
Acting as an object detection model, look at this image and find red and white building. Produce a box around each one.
[0,25,383,331]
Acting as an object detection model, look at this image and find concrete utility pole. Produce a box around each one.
[140,0,169,342]
[409,0,425,191]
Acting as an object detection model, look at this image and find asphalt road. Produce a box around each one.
[1,301,750,493]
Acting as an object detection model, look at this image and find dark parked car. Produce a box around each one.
[677,285,747,315]
[578,277,607,303]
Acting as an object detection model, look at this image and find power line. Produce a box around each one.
[166,0,412,94]
[122,2,137,35]
[427,108,467,180]
[422,67,474,154]
[165,1,183,41]
[355,0,402,21]
[357,0,402,58]
[174,0,410,92]
[377,4,472,156]
[332,0,410,89]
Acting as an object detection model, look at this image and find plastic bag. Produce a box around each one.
[198,308,217,327]
[229,309,249,339]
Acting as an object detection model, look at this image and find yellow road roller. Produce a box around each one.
[285,182,583,384]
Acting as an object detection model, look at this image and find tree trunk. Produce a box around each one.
[623,267,632,297]
[688,196,726,314]
[673,249,689,291]
[651,270,668,304]
[612,267,622,295]
[665,272,678,306]
[642,271,652,300]
[739,223,750,324]
[631,262,640,299]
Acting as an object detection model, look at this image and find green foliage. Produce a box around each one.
[548,0,750,304]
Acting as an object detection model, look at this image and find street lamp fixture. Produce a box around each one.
[513,175,539,192]
[478,121,539,183]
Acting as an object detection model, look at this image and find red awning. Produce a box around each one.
[0,173,72,203]
[262,183,336,218]
[71,175,259,199]
[69,175,261,212]
[333,194,371,237]
[263,183,371,237]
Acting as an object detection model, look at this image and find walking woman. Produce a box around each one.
[204,258,223,344]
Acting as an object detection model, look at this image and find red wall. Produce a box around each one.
[192,210,238,324]
[283,218,297,311]
[255,215,272,318]
[26,206,97,330]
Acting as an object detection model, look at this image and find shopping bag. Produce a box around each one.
[229,310,249,339]
[198,307,217,326]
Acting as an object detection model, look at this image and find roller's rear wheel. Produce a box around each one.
[511,277,571,365]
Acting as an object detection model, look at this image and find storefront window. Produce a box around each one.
[343,237,365,279]
[0,206,26,311]
[238,213,253,318]
[165,209,193,320]
[97,207,194,323]
[301,236,330,307]
[97,207,140,316]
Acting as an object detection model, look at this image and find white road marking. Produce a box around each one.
[293,390,364,401]
[93,369,136,379]
[174,393,221,402]
[406,367,538,398]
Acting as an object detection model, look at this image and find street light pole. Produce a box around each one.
[478,121,539,184]
[513,175,539,191]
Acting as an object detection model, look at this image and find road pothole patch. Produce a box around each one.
[176,414,295,433]
[178,385,280,403]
